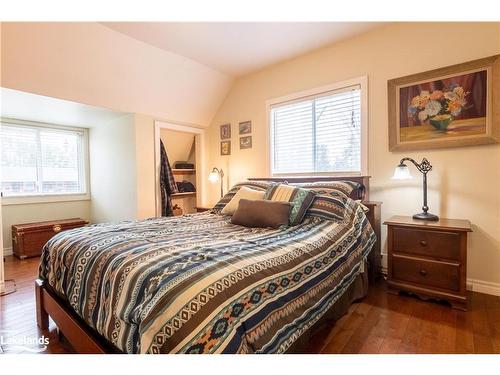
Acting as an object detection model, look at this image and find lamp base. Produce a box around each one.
[412,212,439,221]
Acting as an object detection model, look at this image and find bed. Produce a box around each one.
[35,176,381,354]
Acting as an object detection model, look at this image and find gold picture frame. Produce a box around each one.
[220,140,231,155]
[388,55,500,151]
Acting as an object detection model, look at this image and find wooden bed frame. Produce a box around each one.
[35,176,382,354]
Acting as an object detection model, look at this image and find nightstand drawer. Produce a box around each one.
[392,227,460,260]
[391,255,460,292]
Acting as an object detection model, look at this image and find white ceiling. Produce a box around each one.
[101,22,386,76]
[0,88,127,128]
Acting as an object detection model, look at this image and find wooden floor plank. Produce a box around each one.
[1,256,499,354]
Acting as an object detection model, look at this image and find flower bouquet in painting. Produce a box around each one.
[408,85,470,131]
[390,61,494,151]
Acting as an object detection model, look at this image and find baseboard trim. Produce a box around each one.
[467,278,500,297]
[3,247,13,256]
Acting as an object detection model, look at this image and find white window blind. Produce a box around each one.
[0,122,86,197]
[271,84,362,175]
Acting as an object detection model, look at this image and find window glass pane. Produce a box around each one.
[0,123,85,197]
[0,125,39,195]
[271,86,362,174]
[315,89,361,172]
[40,129,81,194]
[272,100,313,173]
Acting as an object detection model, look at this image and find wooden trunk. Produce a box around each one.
[12,218,88,259]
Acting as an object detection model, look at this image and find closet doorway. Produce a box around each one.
[154,121,205,217]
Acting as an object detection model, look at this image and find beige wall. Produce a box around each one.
[206,22,500,292]
[0,22,232,126]
[134,114,157,219]
[1,201,91,252]
[89,113,138,223]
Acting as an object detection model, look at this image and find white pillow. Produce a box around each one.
[221,186,265,215]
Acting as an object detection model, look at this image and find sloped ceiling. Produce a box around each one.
[0,22,233,126]
[101,22,386,76]
[0,87,127,128]
[1,22,386,126]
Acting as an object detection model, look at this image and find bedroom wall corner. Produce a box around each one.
[134,113,157,219]
[205,22,500,292]
[89,113,137,223]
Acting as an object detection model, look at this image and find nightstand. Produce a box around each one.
[384,215,472,311]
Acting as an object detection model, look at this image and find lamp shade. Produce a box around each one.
[208,170,220,183]
[392,164,413,180]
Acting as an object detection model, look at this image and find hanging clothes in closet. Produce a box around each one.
[160,140,179,216]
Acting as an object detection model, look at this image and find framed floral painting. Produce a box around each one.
[388,55,499,151]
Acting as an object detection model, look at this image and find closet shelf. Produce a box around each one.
[171,192,196,197]
[172,169,196,175]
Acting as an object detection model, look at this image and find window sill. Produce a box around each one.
[1,193,91,206]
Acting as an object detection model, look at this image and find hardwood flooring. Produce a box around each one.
[1,256,74,354]
[1,255,499,354]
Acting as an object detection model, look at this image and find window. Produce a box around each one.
[0,121,88,199]
[269,77,367,175]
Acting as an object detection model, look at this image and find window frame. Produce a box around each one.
[266,76,368,177]
[1,118,90,205]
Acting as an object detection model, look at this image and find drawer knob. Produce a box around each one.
[420,240,427,247]
[53,225,62,233]
[419,269,427,276]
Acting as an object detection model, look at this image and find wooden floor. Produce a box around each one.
[1,255,499,354]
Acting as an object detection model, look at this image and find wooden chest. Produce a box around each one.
[384,215,472,311]
[12,218,88,259]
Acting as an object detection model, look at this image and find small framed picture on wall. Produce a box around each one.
[239,121,252,135]
[221,140,231,155]
[239,136,252,149]
[220,123,231,139]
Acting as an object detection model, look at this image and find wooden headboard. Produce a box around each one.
[248,176,370,201]
[248,176,381,281]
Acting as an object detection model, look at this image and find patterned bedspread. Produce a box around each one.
[39,200,375,354]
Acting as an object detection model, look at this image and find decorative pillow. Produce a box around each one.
[306,190,350,221]
[264,184,316,226]
[221,186,265,215]
[294,181,360,197]
[212,181,270,213]
[231,199,292,229]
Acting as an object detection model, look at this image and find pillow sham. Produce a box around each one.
[212,181,270,213]
[231,199,292,229]
[264,184,316,226]
[306,190,350,222]
[221,186,265,215]
[294,181,360,197]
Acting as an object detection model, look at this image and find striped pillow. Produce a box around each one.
[306,190,349,221]
[294,181,360,197]
[263,184,316,226]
